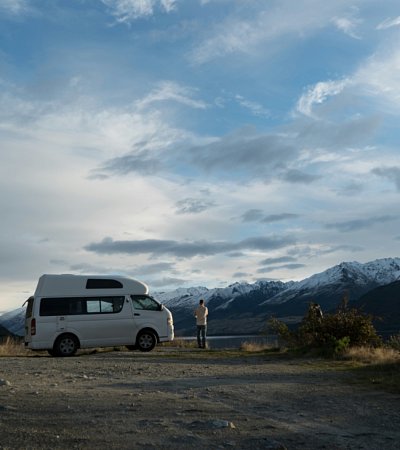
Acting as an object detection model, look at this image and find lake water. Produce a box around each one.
[179,335,279,349]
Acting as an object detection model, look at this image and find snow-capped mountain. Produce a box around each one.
[154,286,211,308]
[157,258,400,311]
[290,258,400,292]
[154,281,291,310]
[1,257,399,337]
[260,258,400,311]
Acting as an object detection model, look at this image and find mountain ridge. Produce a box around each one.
[158,257,400,335]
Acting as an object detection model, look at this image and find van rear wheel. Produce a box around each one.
[137,331,156,352]
[54,334,79,357]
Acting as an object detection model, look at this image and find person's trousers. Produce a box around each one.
[197,325,207,348]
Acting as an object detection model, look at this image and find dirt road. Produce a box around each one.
[0,348,399,449]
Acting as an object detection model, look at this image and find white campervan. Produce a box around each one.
[24,274,174,356]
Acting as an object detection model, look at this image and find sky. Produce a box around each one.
[1,0,400,311]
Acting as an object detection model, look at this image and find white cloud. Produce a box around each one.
[135,81,208,110]
[376,16,400,30]
[101,0,177,23]
[0,0,30,15]
[160,0,177,13]
[189,0,357,64]
[372,166,400,191]
[235,95,270,118]
[332,16,362,39]
[0,92,200,309]
[354,48,400,107]
[296,79,350,117]
[296,43,400,118]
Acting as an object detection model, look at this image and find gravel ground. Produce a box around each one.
[0,348,399,450]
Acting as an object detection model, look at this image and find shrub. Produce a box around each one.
[387,334,400,351]
[266,317,293,343]
[268,299,382,356]
[332,336,351,355]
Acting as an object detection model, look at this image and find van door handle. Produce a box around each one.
[134,313,140,316]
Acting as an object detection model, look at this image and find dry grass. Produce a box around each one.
[160,338,198,349]
[0,337,30,357]
[339,345,400,393]
[342,345,400,364]
[0,338,200,357]
[240,340,279,353]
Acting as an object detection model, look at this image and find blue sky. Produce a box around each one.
[1,0,400,310]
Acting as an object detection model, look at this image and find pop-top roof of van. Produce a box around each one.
[34,274,148,297]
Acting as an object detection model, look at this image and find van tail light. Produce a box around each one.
[31,318,36,336]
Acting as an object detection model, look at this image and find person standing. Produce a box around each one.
[194,299,208,348]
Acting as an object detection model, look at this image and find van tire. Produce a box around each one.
[54,334,79,357]
[136,331,156,352]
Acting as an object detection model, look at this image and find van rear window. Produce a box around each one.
[25,296,34,318]
[86,279,123,289]
[40,297,125,316]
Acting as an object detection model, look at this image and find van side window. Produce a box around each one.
[40,297,124,316]
[131,295,160,311]
[86,300,101,313]
[86,298,124,313]
[40,298,84,316]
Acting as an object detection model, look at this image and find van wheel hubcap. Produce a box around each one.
[60,338,75,354]
[139,334,153,348]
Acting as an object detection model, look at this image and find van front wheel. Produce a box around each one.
[54,334,79,357]
[136,331,156,352]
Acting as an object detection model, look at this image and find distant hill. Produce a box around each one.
[0,323,15,338]
[1,257,400,337]
[354,280,400,335]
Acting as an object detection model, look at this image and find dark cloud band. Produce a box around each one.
[326,215,397,232]
[85,235,296,258]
